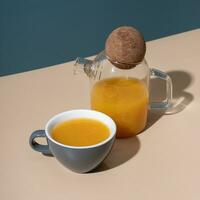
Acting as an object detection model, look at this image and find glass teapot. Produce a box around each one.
[74,51,172,138]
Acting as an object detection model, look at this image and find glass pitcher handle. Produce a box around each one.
[150,68,173,110]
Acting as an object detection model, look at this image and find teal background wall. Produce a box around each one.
[0,0,200,76]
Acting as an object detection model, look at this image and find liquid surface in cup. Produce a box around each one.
[52,118,110,146]
[91,77,148,138]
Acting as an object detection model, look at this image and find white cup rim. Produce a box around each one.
[45,109,116,149]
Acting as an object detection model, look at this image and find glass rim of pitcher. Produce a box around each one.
[104,51,144,67]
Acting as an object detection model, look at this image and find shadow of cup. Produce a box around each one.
[92,136,140,173]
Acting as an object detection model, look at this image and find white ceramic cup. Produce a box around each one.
[29,109,116,173]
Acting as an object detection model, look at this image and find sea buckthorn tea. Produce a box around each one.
[52,118,110,146]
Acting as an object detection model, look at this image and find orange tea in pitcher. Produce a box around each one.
[91,77,149,138]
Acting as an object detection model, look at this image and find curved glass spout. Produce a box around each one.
[74,57,99,79]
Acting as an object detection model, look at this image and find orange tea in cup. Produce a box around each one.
[52,118,110,146]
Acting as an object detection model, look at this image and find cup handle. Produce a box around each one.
[29,130,52,155]
[150,68,173,110]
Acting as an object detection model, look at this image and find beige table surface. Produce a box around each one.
[1,29,200,200]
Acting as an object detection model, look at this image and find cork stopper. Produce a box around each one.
[105,26,146,69]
